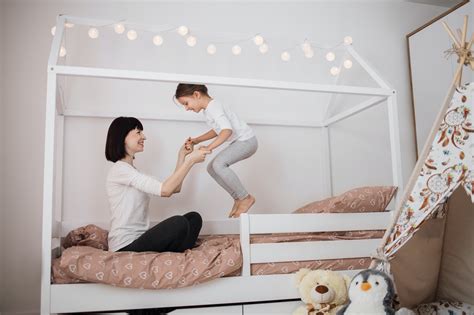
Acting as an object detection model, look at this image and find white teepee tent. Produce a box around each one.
[372,16,474,307]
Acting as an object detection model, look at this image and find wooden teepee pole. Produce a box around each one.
[457,16,468,86]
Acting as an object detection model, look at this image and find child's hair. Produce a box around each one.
[105,117,143,162]
[175,83,210,98]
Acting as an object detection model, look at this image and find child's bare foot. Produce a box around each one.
[232,195,255,218]
[228,200,239,218]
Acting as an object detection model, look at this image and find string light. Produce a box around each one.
[326,52,335,61]
[207,44,217,55]
[232,45,242,55]
[281,51,290,61]
[301,40,312,53]
[259,43,269,54]
[114,23,125,34]
[153,35,163,46]
[49,19,355,71]
[127,30,138,40]
[178,26,189,36]
[253,35,264,46]
[88,28,99,39]
[51,23,73,36]
[59,46,67,57]
[186,36,197,47]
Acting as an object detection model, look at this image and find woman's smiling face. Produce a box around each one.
[124,128,146,156]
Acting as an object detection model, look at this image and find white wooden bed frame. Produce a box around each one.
[41,15,403,314]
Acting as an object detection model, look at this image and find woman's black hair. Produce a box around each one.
[105,117,144,162]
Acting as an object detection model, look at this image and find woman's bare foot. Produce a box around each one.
[228,200,240,218]
[232,195,255,218]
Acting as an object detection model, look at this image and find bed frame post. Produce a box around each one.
[41,69,57,315]
[387,93,404,206]
[321,127,333,197]
[42,14,65,315]
[240,214,251,277]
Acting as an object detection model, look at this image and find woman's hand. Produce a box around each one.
[186,148,210,164]
[179,143,192,157]
[198,145,213,154]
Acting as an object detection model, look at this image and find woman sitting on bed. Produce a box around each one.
[105,116,211,253]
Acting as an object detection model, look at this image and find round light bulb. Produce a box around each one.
[51,26,56,36]
[301,40,312,53]
[153,35,163,46]
[127,30,138,40]
[281,51,290,61]
[326,52,335,61]
[114,23,125,34]
[178,26,189,36]
[344,36,353,45]
[207,44,217,55]
[253,35,264,46]
[65,23,74,28]
[59,46,67,57]
[232,45,242,55]
[88,28,99,39]
[330,66,340,76]
[344,59,353,69]
[186,36,197,47]
[259,43,269,54]
[304,49,314,59]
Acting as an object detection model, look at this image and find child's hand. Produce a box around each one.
[184,137,195,151]
[186,148,211,164]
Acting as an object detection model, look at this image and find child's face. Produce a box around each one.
[124,128,146,156]
[177,92,203,113]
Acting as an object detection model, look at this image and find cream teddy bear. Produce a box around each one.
[293,269,351,315]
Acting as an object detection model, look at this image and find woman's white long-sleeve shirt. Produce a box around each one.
[106,161,162,251]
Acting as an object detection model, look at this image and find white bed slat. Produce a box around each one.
[51,270,362,313]
[248,212,391,234]
[57,212,389,237]
[250,239,381,263]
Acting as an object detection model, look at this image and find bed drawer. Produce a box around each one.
[172,305,242,314]
[243,300,301,314]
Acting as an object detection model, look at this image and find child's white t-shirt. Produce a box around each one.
[106,161,162,251]
[203,99,254,142]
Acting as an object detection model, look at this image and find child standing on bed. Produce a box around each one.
[174,84,258,218]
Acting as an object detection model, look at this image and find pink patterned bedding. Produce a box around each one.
[52,229,383,289]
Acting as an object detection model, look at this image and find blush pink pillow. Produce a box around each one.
[293,186,397,214]
[62,224,109,250]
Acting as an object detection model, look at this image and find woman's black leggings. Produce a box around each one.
[118,212,202,253]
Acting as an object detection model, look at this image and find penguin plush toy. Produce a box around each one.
[337,269,395,315]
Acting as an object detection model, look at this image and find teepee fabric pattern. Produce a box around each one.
[384,82,473,256]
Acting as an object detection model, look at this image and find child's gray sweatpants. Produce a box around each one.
[206,136,258,200]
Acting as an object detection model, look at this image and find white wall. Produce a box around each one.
[409,1,472,154]
[0,1,446,313]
